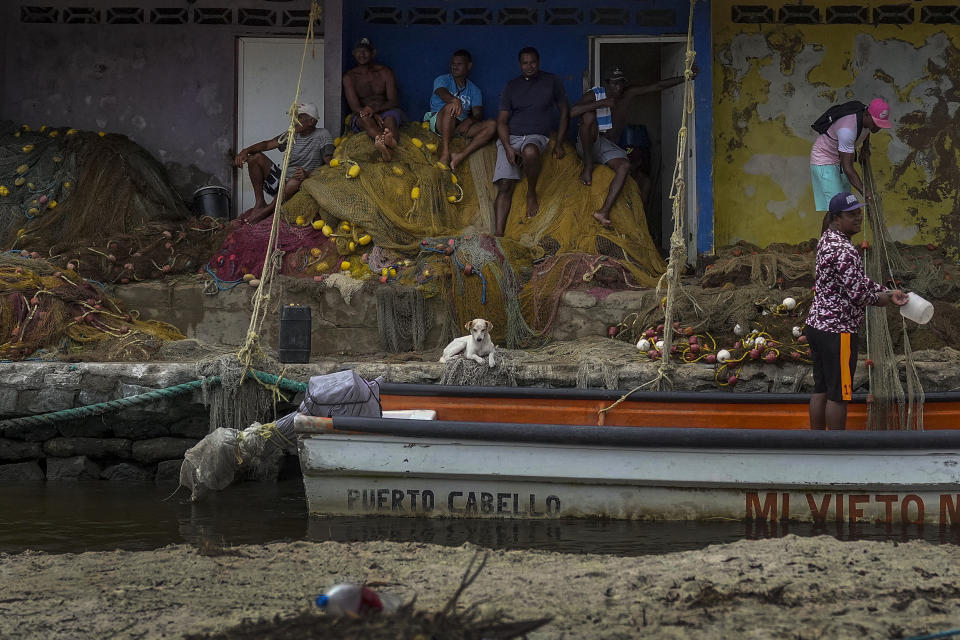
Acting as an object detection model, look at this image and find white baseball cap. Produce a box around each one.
[296,103,319,120]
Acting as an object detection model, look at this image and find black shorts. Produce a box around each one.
[263,162,282,197]
[805,325,858,402]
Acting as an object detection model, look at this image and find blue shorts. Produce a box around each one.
[811,164,851,212]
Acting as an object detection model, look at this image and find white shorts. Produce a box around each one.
[492,134,549,182]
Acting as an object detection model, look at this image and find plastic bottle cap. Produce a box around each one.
[315,595,329,607]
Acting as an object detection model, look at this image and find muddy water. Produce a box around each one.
[2,479,957,554]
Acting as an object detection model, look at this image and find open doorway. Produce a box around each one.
[590,36,697,263]
[236,37,325,218]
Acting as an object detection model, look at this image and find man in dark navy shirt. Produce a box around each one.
[493,47,569,236]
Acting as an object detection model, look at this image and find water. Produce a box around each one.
[2,480,958,555]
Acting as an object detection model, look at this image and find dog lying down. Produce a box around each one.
[439,318,496,368]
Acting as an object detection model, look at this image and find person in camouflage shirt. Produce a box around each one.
[804,191,907,430]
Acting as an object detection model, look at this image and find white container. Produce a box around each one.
[900,292,934,325]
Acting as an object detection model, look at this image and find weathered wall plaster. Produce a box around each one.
[713,0,960,256]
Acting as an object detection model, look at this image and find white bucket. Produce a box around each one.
[900,292,934,325]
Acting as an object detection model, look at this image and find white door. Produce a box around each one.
[661,42,697,265]
[236,37,325,217]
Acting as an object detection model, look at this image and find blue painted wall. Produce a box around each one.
[342,0,714,253]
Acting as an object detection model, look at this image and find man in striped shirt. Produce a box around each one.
[571,66,689,228]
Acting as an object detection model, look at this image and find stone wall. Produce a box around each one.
[0,363,214,483]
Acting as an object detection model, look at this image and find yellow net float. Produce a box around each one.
[411,138,423,148]
[410,187,420,200]
[347,164,360,178]
[329,158,340,167]
[393,166,404,176]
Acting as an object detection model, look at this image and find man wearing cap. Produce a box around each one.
[343,37,405,161]
[810,98,892,219]
[804,191,908,430]
[571,66,690,228]
[494,46,569,236]
[424,49,497,172]
[233,102,334,224]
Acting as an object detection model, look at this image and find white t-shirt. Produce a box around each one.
[810,113,869,165]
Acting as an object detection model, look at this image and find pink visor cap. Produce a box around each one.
[868,98,892,129]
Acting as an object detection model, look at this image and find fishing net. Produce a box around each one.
[520,253,645,334]
[288,125,665,349]
[0,253,185,361]
[700,241,816,289]
[862,157,923,430]
[1,123,229,283]
[2,126,192,247]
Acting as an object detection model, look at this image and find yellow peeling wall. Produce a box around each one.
[712,0,960,254]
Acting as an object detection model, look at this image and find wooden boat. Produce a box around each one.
[295,384,960,524]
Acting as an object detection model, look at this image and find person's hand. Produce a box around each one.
[597,97,617,109]
[234,150,248,168]
[552,141,566,161]
[359,106,374,119]
[689,64,699,79]
[889,289,909,306]
[449,100,463,120]
[505,146,518,166]
[292,167,306,181]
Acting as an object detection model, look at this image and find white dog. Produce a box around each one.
[439,319,496,367]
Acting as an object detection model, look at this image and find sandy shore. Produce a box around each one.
[1,535,958,639]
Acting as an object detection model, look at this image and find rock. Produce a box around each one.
[43,437,132,459]
[169,415,209,439]
[47,456,101,480]
[112,420,170,439]
[101,463,153,482]
[16,389,77,414]
[0,388,17,416]
[131,438,198,463]
[0,438,42,460]
[57,419,113,438]
[0,461,44,481]
[155,459,183,485]
[562,290,598,309]
[0,421,58,442]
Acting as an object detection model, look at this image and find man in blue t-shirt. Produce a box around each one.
[494,47,569,236]
[423,49,497,172]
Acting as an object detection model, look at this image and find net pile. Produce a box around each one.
[701,241,816,289]
[288,126,666,348]
[0,252,185,361]
[2,123,224,283]
[3,126,192,247]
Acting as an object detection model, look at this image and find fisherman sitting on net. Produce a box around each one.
[343,37,405,162]
[233,102,334,225]
[424,49,497,172]
[570,65,691,228]
[493,46,569,236]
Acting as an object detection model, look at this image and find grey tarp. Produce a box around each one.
[274,370,384,439]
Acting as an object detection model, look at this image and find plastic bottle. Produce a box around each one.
[315,583,386,616]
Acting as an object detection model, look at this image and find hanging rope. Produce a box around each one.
[862,155,924,430]
[235,0,322,378]
[653,0,698,391]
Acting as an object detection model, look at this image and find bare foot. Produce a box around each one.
[449,151,466,173]
[526,196,539,219]
[593,211,613,228]
[579,166,593,186]
[382,128,398,149]
[374,135,393,162]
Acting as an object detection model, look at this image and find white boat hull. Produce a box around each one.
[298,433,960,524]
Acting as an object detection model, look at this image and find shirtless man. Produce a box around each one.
[570,66,690,227]
[233,102,334,224]
[493,47,569,237]
[424,49,497,172]
[342,37,404,161]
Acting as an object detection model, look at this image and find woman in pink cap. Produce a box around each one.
[810,98,892,222]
